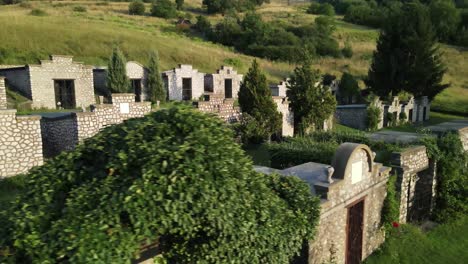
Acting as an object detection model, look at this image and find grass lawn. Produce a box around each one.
[243,144,271,167]
[364,216,468,264]
[0,175,26,212]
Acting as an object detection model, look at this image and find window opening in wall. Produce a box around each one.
[54,80,76,109]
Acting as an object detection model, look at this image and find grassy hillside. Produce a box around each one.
[0,1,466,114]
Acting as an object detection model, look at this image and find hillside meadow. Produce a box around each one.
[0,0,466,114]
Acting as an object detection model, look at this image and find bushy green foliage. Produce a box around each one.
[29,8,47,16]
[107,47,130,93]
[287,61,337,134]
[194,15,212,37]
[381,174,400,231]
[73,5,87,12]
[398,111,407,122]
[146,51,165,104]
[205,12,341,62]
[338,72,360,104]
[0,0,22,5]
[175,0,184,10]
[366,2,449,99]
[129,0,145,15]
[367,105,381,131]
[308,2,335,16]
[341,42,353,58]
[202,0,268,14]
[0,106,320,263]
[267,130,408,169]
[421,133,468,222]
[429,0,460,43]
[151,0,177,19]
[238,60,282,142]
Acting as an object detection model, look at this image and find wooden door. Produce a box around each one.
[182,78,192,100]
[131,79,142,102]
[54,80,76,109]
[346,199,364,264]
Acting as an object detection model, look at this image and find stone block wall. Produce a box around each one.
[459,127,468,151]
[163,65,205,101]
[28,55,95,109]
[273,96,294,137]
[41,93,151,158]
[195,93,241,123]
[335,105,368,130]
[0,77,7,109]
[391,145,436,223]
[0,110,43,178]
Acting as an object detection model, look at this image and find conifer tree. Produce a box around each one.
[238,60,282,141]
[146,51,166,104]
[287,61,336,134]
[366,2,449,100]
[107,47,130,93]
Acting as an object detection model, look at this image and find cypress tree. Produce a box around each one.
[366,2,449,100]
[107,47,130,93]
[238,59,282,141]
[287,60,336,135]
[146,51,166,104]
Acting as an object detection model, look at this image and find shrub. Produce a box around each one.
[367,105,381,131]
[29,8,47,16]
[307,2,335,16]
[19,1,31,8]
[342,42,353,58]
[0,106,320,263]
[128,0,145,15]
[175,0,183,10]
[399,111,407,123]
[151,0,177,19]
[0,0,22,5]
[73,5,87,12]
[195,15,212,37]
[381,174,400,232]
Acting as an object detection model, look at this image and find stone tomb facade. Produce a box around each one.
[0,55,95,109]
[270,79,288,97]
[163,65,205,101]
[93,61,149,102]
[204,66,243,99]
[255,143,390,264]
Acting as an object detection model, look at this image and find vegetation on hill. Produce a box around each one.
[0,1,466,115]
[0,106,320,263]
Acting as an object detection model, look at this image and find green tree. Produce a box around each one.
[151,0,177,18]
[195,15,212,38]
[0,106,320,263]
[287,61,337,134]
[128,0,145,15]
[107,47,129,93]
[366,2,449,100]
[339,72,360,104]
[238,60,282,142]
[146,51,166,104]
[175,0,184,10]
[429,0,460,43]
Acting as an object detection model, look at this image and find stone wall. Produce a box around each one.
[335,104,368,130]
[273,96,294,137]
[41,93,151,158]
[163,65,205,101]
[391,146,436,223]
[0,111,43,178]
[0,77,7,109]
[194,93,241,123]
[27,55,95,109]
[460,127,468,151]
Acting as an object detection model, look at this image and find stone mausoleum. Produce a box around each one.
[0,55,95,109]
[163,64,205,101]
[255,143,391,264]
[204,66,243,99]
[93,61,149,102]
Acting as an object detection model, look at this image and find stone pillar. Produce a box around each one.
[0,77,7,110]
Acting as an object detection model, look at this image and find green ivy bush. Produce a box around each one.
[421,133,468,222]
[381,174,400,232]
[367,105,381,131]
[0,106,319,263]
[129,0,145,15]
